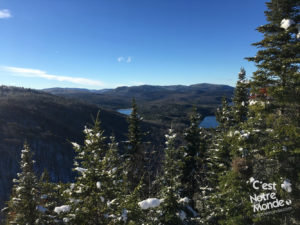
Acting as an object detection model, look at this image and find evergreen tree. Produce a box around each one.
[232,68,249,123]
[62,113,112,224]
[125,99,146,193]
[121,180,146,225]
[158,128,199,224]
[246,0,300,109]
[245,0,300,223]
[5,143,39,225]
[181,108,206,209]
[36,169,60,224]
[56,113,130,224]
[200,99,236,224]
[215,98,235,130]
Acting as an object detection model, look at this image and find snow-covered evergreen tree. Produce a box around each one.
[138,128,200,225]
[232,68,249,123]
[245,0,300,223]
[200,98,236,224]
[158,128,184,224]
[181,108,207,210]
[36,169,60,224]
[4,143,39,225]
[57,113,127,224]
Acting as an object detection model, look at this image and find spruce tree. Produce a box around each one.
[246,0,300,110]
[158,128,199,224]
[57,113,130,224]
[232,68,249,123]
[5,143,39,225]
[181,108,206,210]
[125,99,146,193]
[215,97,235,130]
[62,113,111,224]
[245,0,300,223]
[36,169,59,224]
[201,99,236,224]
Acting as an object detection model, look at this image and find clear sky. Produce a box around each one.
[0,0,267,89]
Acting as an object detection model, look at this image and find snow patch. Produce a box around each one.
[85,140,92,145]
[74,167,87,173]
[54,205,71,214]
[281,179,292,193]
[280,18,294,30]
[96,181,101,189]
[63,218,70,223]
[178,197,189,204]
[138,198,163,210]
[71,142,80,149]
[83,127,93,134]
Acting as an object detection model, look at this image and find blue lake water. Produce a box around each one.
[199,116,218,128]
[117,109,218,128]
[117,109,132,115]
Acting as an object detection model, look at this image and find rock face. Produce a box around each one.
[0,86,129,209]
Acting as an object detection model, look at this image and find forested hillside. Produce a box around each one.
[44,83,234,126]
[0,86,164,219]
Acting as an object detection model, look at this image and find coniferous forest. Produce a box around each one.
[2,0,300,224]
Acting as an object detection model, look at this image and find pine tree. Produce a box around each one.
[56,113,131,224]
[36,169,63,224]
[158,128,199,225]
[246,0,300,109]
[125,99,146,193]
[121,180,146,225]
[215,97,235,131]
[232,68,249,123]
[181,108,206,209]
[5,143,39,225]
[245,0,300,223]
[62,113,111,224]
[200,99,236,224]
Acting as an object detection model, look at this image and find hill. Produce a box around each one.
[43,83,234,125]
[0,85,163,210]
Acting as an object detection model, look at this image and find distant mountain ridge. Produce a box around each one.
[43,83,234,125]
[43,83,233,97]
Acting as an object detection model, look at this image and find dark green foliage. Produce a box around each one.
[215,98,235,130]
[5,143,39,225]
[232,68,249,123]
[125,99,147,193]
[181,108,207,209]
[36,169,61,224]
[246,0,300,107]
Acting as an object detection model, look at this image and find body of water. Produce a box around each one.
[117,109,218,129]
[199,116,218,128]
[117,108,132,115]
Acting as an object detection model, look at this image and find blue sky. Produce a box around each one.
[0,0,267,89]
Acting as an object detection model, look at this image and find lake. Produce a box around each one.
[199,116,218,128]
[117,108,132,115]
[117,109,218,129]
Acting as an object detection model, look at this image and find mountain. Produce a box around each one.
[0,85,163,210]
[43,83,234,126]
[42,87,112,95]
